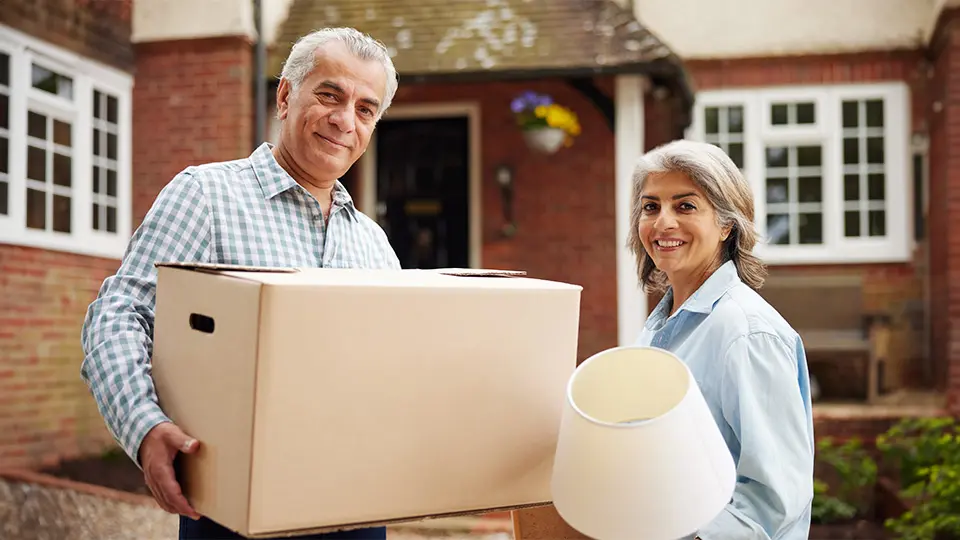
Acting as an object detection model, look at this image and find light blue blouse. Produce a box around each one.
[634,260,815,539]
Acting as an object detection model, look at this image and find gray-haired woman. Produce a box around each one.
[629,140,815,539]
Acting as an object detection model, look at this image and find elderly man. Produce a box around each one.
[81,28,400,540]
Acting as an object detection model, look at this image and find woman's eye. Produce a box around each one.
[642,203,658,212]
[679,202,696,211]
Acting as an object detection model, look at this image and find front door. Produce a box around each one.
[375,117,470,269]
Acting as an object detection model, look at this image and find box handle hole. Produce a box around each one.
[189,313,215,334]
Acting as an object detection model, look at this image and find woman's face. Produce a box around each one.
[637,170,729,284]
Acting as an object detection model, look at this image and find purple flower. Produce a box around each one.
[510,97,526,113]
[511,91,553,114]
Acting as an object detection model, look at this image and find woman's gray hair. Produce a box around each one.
[627,139,767,292]
[280,27,398,120]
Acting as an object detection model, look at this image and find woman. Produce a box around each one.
[629,140,815,540]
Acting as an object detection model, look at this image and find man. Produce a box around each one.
[80,27,400,540]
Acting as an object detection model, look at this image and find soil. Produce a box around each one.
[39,451,151,497]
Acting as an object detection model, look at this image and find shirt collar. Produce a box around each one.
[251,142,359,222]
[645,260,742,329]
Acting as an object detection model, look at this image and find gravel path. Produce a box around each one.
[0,474,514,540]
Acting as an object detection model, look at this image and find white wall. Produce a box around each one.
[132,0,293,44]
[615,0,939,59]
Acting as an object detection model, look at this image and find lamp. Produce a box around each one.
[550,346,737,540]
[495,164,516,237]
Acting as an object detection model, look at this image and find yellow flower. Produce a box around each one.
[535,105,547,118]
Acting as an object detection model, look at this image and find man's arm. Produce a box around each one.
[81,171,213,467]
[694,332,815,540]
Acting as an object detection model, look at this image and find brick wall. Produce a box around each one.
[0,0,134,469]
[133,36,254,224]
[928,8,960,413]
[683,51,931,398]
[0,0,134,72]
[0,246,120,469]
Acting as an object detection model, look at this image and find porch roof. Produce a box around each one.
[267,0,694,127]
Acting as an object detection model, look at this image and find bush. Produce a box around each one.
[813,437,877,524]
[877,417,960,540]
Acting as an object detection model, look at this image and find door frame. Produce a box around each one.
[360,102,482,269]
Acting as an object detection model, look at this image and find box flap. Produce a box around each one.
[155,261,300,273]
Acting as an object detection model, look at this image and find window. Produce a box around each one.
[688,83,911,264]
[0,24,132,259]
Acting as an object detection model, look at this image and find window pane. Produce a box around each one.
[767,214,790,245]
[107,95,118,124]
[28,112,46,139]
[26,188,45,229]
[53,153,71,187]
[867,137,884,164]
[844,174,860,200]
[796,103,815,124]
[766,147,788,168]
[53,194,71,233]
[0,52,8,86]
[0,94,7,130]
[53,120,71,147]
[771,104,788,125]
[93,90,102,119]
[0,181,6,215]
[798,213,822,244]
[797,146,821,167]
[842,101,858,128]
[868,173,885,200]
[107,133,117,160]
[93,128,101,156]
[92,202,100,230]
[766,178,788,203]
[866,100,884,127]
[705,107,719,134]
[727,143,744,168]
[798,176,822,203]
[107,169,117,196]
[845,211,861,237]
[31,64,73,99]
[869,210,885,236]
[843,138,859,164]
[92,166,100,194]
[27,146,46,181]
[0,136,7,174]
[106,206,117,233]
[728,106,743,133]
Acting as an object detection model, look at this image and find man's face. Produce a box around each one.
[276,40,387,183]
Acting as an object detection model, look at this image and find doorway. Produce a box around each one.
[374,116,470,269]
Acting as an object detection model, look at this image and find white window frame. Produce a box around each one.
[0,23,132,259]
[687,82,912,265]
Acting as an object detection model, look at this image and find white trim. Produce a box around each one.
[0,22,133,259]
[360,102,482,269]
[688,82,912,265]
[615,75,647,346]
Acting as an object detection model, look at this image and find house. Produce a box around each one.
[0,0,691,470]
[0,0,954,472]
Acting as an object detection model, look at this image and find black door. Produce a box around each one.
[375,117,470,269]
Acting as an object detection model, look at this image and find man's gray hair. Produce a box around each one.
[280,27,398,119]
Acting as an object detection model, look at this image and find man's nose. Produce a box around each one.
[328,106,355,133]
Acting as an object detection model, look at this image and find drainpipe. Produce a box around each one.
[253,0,266,148]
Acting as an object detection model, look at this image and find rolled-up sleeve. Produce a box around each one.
[695,331,814,540]
[80,171,213,467]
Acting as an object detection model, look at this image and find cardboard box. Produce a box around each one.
[151,263,582,538]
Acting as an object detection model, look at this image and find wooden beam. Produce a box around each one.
[566,77,615,132]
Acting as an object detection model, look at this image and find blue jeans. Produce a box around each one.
[178,516,387,539]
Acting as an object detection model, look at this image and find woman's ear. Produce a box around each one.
[721,225,733,242]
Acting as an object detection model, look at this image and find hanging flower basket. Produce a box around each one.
[522,127,567,154]
[511,91,581,154]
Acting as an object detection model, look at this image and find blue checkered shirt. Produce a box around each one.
[81,143,400,465]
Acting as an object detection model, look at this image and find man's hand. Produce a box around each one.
[139,421,202,519]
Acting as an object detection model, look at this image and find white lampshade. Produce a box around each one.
[550,346,737,540]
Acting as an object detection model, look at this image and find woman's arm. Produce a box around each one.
[694,331,815,540]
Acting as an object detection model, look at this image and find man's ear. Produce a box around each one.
[276,78,291,120]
